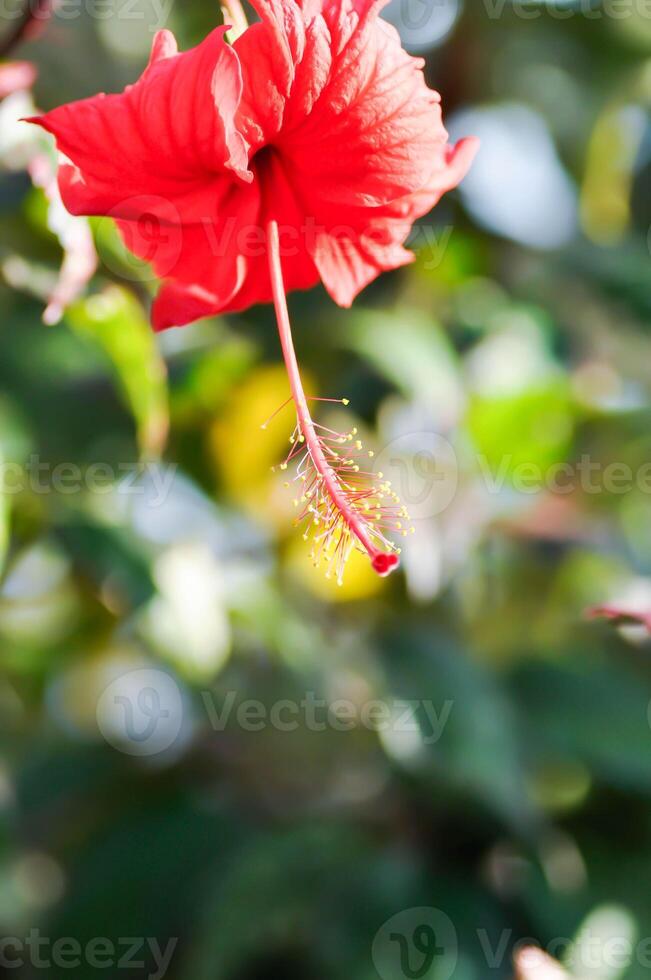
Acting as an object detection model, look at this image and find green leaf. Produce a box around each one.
[468,380,574,478]
[340,308,461,415]
[66,287,169,457]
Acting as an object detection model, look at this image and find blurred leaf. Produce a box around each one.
[513,659,651,793]
[468,381,574,478]
[66,287,169,457]
[567,905,636,980]
[381,627,536,830]
[186,825,362,980]
[0,444,9,578]
[580,103,646,245]
[341,308,462,417]
[54,519,156,613]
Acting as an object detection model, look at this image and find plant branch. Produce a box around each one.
[0,0,52,59]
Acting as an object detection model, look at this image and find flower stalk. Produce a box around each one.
[266,219,408,583]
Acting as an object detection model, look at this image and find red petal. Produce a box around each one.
[587,605,651,633]
[312,136,479,305]
[234,0,308,149]
[26,27,250,223]
[311,226,414,307]
[119,148,318,323]
[152,274,244,331]
[236,0,477,307]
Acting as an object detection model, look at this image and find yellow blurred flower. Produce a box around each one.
[208,363,314,523]
[285,536,386,602]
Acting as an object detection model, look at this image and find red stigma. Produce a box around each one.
[372,552,400,577]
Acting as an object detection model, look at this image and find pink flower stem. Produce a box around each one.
[266,219,381,564]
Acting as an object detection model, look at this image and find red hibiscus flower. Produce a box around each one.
[27,0,477,582]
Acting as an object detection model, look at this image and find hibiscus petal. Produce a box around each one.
[26,27,250,223]
[236,0,476,308]
[238,0,443,203]
[114,177,261,309]
[311,136,478,306]
[117,147,319,323]
[311,226,414,307]
[152,269,245,331]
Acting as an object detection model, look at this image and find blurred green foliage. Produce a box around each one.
[0,1,651,979]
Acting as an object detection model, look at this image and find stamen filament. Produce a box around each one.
[266,219,402,579]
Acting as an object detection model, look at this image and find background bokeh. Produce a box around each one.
[1,0,651,977]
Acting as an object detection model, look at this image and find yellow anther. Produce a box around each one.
[342,398,350,405]
[280,462,288,471]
